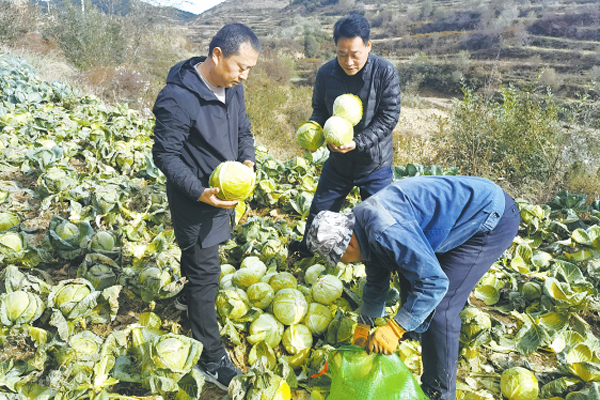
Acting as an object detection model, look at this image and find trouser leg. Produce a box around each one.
[355,166,392,200]
[300,161,353,251]
[301,164,392,251]
[180,241,225,363]
[421,193,520,400]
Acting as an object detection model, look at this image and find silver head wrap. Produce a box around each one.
[306,210,355,266]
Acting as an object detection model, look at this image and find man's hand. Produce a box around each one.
[352,323,370,347]
[198,187,238,209]
[242,160,255,170]
[327,141,356,154]
[365,319,406,355]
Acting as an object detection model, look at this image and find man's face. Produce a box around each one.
[336,36,371,76]
[340,233,364,264]
[211,42,259,88]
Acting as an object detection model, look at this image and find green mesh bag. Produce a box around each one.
[326,345,429,400]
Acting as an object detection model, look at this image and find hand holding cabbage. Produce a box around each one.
[202,160,256,208]
[297,93,363,152]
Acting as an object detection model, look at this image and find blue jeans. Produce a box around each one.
[301,161,393,248]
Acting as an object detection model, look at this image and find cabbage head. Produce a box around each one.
[296,121,324,152]
[246,282,275,310]
[216,288,251,321]
[522,281,542,302]
[77,253,119,291]
[49,280,93,318]
[220,273,235,290]
[323,116,354,147]
[303,302,333,336]
[0,231,26,263]
[459,306,491,343]
[311,275,344,305]
[282,324,313,355]
[221,264,236,280]
[209,161,256,201]
[272,288,308,326]
[48,215,94,260]
[304,264,326,286]
[269,272,298,293]
[151,333,203,373]
[89,230,116,252]
[0,212,19,232]
[240,256,267,276]
[333,93,363,126]
[55,330,103,367]
[138,264,184,303]
[500,367,539,400]
[247,313,284,348]
[0,290,45,327]
[233,266,265,291]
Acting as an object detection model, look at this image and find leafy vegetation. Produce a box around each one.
[0,54,599,400]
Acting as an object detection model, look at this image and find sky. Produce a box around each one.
[145,0,226,15]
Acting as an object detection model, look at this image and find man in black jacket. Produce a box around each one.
[290,14,401,258]
[152,23,260,390]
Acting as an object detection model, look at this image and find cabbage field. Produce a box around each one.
[1,53,600,400]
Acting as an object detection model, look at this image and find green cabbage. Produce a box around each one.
[323,116,354,147]
[0,290,45,326]
[216,288,251,321]
[209,161,256,201]
[90,230,116,251]
[221,264,236,280]
[269,272,298,293]
[522,281,542,301]
[303,302,333,336]
[247,313,284,348]
[459,306,491,342]
[304,264,326,286]
[500,367,539,400]
[272,288,308,326]
[333,93,363,126]
[0,212,19,231]
[311,275,344,306]
[240,256,267,276]
[233,266,265,290]
[247,282,275,310]
[282,324,313,355]
[296,120,324,152]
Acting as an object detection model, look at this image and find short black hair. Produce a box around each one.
[333,14,370,45]
[208,23,261,58]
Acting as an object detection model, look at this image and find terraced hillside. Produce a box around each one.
[187,0,600,98]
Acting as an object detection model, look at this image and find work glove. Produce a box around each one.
[365,319,406,355]
[352,323,370,347]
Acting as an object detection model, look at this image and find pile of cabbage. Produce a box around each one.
[2,54,600,400]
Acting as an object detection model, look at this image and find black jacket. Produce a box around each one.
[311,54,401,179]
[152,57,256,249]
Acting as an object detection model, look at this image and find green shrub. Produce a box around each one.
[436,84,564,185]
[44,0,125,70]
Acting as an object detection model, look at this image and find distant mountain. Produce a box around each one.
[185,0,600,96]
[33,0,196,20]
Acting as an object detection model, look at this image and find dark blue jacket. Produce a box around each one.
[152,57,255,249]
[354,176,506,332]
[310,54,401,179]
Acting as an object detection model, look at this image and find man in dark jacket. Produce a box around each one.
[290,13,401,258]
[152,23,260,390]
[306,176,521,400]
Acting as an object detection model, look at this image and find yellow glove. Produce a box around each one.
[365,319,406,355]
[352,323,370,347]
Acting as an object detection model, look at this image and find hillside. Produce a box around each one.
[187,0,600,98]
